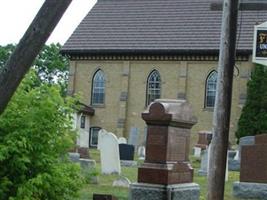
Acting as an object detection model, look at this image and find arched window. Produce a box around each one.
[146,70,161,106]
[91,69,105,105]
[205,70,218,108]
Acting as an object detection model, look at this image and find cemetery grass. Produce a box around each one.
[80,149,242,200]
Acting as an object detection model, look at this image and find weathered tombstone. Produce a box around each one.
[193,147,202,158]
[79,158,98,184]
[198,149,208,176]
[233,150,239,160]
[112,176,131,188]
[143,126,148,144]
[233,134,267,199]
[79,158,96,169]
[129,99,200,200]
[68,152,80,162]
[228,150,236,159]
[128,127,139,146]
[93,194,117,200]
[199,140,229,181]
[137,146,146,160]
[228,150,239,171]
[118,137,127,144]
[98,129,121,174]
[119,144,135,160]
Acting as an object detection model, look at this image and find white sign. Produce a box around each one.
[253,21,267,66]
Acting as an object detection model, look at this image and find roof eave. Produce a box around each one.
[60,49,252,56]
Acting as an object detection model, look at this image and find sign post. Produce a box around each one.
[253,21,267,66]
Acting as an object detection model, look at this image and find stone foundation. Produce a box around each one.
[129,182,200,200]
[233,182,267,199]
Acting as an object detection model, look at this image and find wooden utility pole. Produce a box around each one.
[207,0,239,199]
[0,0,72,115]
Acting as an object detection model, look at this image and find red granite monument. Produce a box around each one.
[233,134,267,199]
[195,130,213,150]
[130,99,200,200]
[240,134,267,183]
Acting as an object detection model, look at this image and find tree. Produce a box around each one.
[0,44,15,69]
[0,43,69,96]
[0,72,83,200]
[236,64,267,142]
[34,43,69,84]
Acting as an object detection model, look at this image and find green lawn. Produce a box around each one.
[79,149,244,200]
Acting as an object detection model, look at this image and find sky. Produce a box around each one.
[0,0,97,45]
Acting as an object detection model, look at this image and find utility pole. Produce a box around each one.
[0,0,72,115]
[207,0,239,199]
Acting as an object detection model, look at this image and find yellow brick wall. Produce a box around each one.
[69,58,254,147]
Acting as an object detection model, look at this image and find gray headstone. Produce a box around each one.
[193,147,202,158]
[79,158,96,170]
[118,137,127,144]
[143,127,147,144]
[228,150,240,171]
[228,150,236,159]
[199,148,228,180]
[112,176,131,188]
[79,159,98,184]
[137,146,146,160]
[128,127,139,146]
[198,150,208,176]
[228,159,241,171]
[68,152,80,162]
[239,136,255,146]
[239,136,255,152]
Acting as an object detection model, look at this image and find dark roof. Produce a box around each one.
[76,102,95,116]
[62,0,267,55]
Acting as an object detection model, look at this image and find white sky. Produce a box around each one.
[0,0,97,45]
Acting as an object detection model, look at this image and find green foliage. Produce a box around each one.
[81,167,99,184]
[0,72,83,200]
[0,43,69,96]
[0,44,15,69]
[34,43,69,96]
[236,64,267,142]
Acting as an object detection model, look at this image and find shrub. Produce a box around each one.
[0,72,83,200]
[236,64,267,142]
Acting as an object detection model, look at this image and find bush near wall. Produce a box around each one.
[236,64,267,142]
[0,72,83,200]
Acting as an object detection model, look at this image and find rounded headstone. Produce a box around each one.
[112,176,131,188]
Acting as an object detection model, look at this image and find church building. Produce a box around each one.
[61,0,267,148]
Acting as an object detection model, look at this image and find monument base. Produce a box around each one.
[138,162,194,184]
[120,160,138,167]
[228,159,240,171]
[129,182,199,200]
[233,181,267,199]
